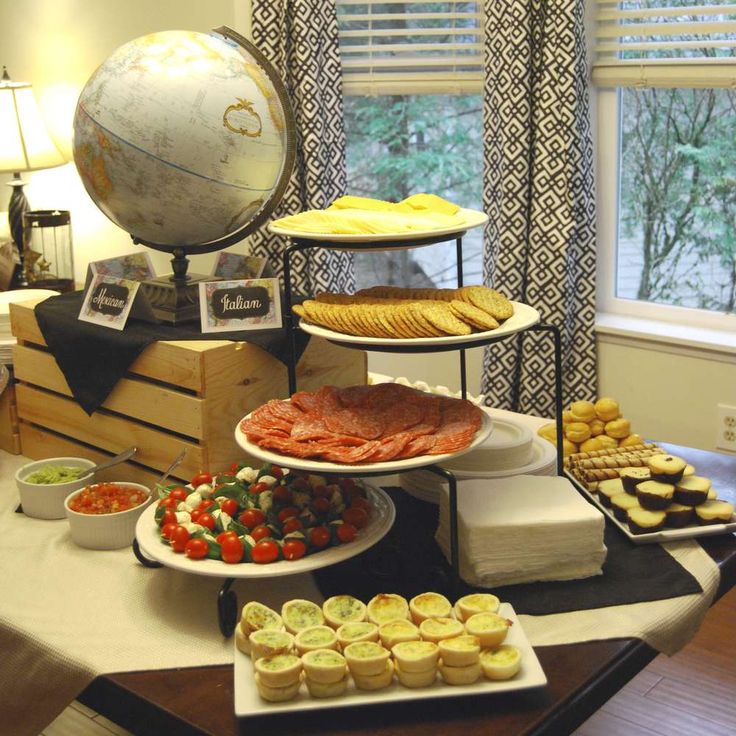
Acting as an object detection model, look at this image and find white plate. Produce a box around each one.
[0,288,58,314]
[566,471,736,545]
[297,301,540,348]
[235,411,493,475]
[268,207,488,244]
[134,485,395,579]
[234,602,546,716]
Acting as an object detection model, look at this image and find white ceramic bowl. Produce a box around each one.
[64,481,152,550]
[15,457,96,519]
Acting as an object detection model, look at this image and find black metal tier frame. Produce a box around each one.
[132,231,564,637]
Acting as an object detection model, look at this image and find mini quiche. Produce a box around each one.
[305,674,348,699]
[438,635,481,667]
[336,621,379,648]
[408,592,452,624]
[351,659,394,691]
[438,659,481,685]
[248,628,294,661]
[281,599,325,634]
[453,593,500,622]
[301,648,348,685]
[294,625,339,655]
[253,653,302,688]
[378,619,420,650]
[323,594,367,629]
[240,601,283,635]
[254,673,302,702]
[464,613,512,648]
[418,616,464,643]
[391,640,440,673]
[235,624,251,656]
[343,640,392,676]
[480,645,522,681]
[395,661,437,689]
[366,593,409,625]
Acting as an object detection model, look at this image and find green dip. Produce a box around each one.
[24,465,89,484]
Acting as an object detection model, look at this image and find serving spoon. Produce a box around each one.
[156,448,187,487]
[86,446,138,476]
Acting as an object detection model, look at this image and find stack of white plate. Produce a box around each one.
[0,289,59,364]
[401,411,557,504]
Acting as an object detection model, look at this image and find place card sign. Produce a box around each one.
[211,252,268,280]
[84,252,156,289]
[78,274,140,330]
[199,278,282,333]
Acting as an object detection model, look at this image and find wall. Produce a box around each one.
[0,0,245,282]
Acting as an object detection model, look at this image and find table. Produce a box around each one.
[75,443,736,736]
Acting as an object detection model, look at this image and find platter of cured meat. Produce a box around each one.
[235,383,492,474]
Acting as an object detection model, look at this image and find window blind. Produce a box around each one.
[336,0,483,95]
[592,0,736,87]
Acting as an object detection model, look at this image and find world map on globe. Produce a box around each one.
[73,29,292,249]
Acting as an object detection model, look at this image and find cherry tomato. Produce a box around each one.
[351,496,372,514]
[270,465,284,479]
[309,526,331,549]
[277,506,300,523]
[250,524,272,543]
[170,525,190,553]
[239,508,265,528]
[198,512,216,531]
[198,499,215,511]
[168,487,189,502]
[249,481,269,495]
[216,530,238,545]
[191,472,213,487]
[342,507,369,529]
[185,538,209,560]
[290,477,310,492]
[281,517,303,535]
[273,485,293,504]
[158,496,178,509]
[313,484,331,498]
[160,509,177,528]
[220,536,244,564]
[220,498,239,518]
[336,522,357,544]
[282,539,307,560]
[161,522,178,540]
[229,462,240,474]
[190,509,202,523]
[311,496,330,514]
[252,539,279,564]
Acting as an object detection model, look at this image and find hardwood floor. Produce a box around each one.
[574,585,736,736]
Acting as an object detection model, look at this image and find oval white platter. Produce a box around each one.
[134,484,395,579]
[268,207,488,243]
[235,410,492,475]
[297,301,540,348]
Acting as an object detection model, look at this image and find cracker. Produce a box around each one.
[449,299,500,331]
[458,286,514,321]
[417,301,472,336]
[406,303,444,337]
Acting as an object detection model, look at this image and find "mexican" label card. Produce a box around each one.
[78,274,140,330]
[198,278,281,333]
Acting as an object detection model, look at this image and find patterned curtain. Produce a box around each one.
[481,0,597,418]
[249,0,354,296]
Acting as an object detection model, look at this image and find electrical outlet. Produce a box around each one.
[716,404,736,451]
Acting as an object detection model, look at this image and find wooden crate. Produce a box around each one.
[10,299,366,487]
[0,372,21,455]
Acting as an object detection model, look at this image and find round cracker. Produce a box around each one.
[449,299,500,331]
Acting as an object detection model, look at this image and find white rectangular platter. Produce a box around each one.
[234,603,546,717]
[566,471,736,545]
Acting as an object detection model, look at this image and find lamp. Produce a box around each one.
[0,67,66,287]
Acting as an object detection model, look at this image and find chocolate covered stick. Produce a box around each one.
[575,451,664,470]
[567,443,660,465]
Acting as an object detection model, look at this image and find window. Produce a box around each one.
[592,0,736,327]
[337,1,484,289]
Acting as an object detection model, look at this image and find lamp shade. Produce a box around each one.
[0,75,66,172]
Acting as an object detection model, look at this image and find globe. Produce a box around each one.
[73,27,294,252]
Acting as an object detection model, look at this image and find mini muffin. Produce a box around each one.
[438,635,481,667]
[391,640,440,673]
[597,478,625,507]
[480,645,522,681]
[281,599,324,634]
[635,480,675,511]
[610,492,642,522]
[664,503,695,529]
[454,593,500,622]
[647,454,687,483]
[323,594,367,629]
[378,619,420,649]
[627,507,666,535]
[301,648,348,685]
[418,616,464,643]
[438,659,481,685]
[366,593,409,625]
[673,476,711,506]
[336,621,379,648]
[618,467,651,495]
[249,628,295,661]
[295,625,339,655]
[343,641,391,677]
[409,592,452,624]
[464,613,511,648]
[694,499,734,525]
[253,653,303,688]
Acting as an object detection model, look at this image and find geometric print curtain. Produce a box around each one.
[248,0,355,296]
[480,0,597,417]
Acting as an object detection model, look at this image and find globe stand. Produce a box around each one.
[140,247,213,326]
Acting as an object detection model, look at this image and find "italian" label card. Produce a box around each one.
[198,278,282,333]
[78,274,140,330]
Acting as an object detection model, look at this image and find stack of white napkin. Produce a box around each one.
[435,475,607,587]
